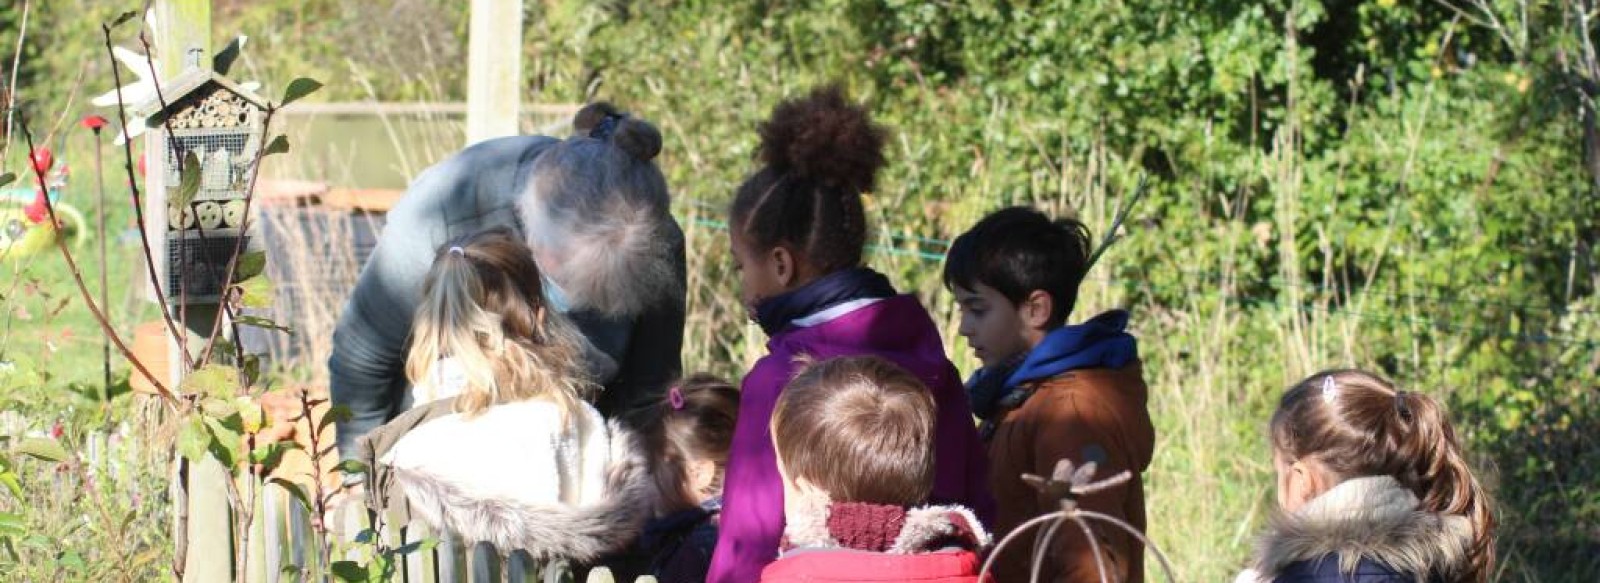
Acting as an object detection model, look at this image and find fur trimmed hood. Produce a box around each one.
[391,418,657,563]
[1252,476,1473,581]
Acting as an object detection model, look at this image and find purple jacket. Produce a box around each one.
[707,295,994,583]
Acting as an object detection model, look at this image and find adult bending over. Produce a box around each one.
[330,103,685,464]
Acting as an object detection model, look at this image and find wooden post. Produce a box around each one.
[466,0,523,145]
[147,4,234,583]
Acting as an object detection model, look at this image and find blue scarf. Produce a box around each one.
[753,267,897,336]
[967,310,1139,424]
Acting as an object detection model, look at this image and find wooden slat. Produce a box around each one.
[321,188,406,213]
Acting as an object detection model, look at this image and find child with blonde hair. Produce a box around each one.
[760,356,992,582]
[1239,369,1496,583]
[358,228,654,566]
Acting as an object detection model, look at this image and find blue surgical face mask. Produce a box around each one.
[542,274,572,314]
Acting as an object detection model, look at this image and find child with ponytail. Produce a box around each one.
[708,86,993,583]
[358,228,653,567]
[1238,369,1496,583]
[616,374,740,582]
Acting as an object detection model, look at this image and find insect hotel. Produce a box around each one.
[145,68,267,303]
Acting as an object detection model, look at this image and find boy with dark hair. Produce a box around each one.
[943,207,1155,583]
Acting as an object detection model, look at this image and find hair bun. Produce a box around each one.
[572,101,661,161]
[572,102,623,136]
[612,117,662,161]
[757,84,886,193]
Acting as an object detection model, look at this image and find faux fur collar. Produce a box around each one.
[782,497,993,556]
[1253,476,1473,580]
[391,420,657,563]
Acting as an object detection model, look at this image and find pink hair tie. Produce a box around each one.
[668,386,686,410]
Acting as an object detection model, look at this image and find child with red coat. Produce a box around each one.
[758,356,992,583]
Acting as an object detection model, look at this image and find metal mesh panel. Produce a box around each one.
[236,208,386,360]
[165,129,252,201]
[165,230,248,300]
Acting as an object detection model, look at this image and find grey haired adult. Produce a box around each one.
[329,102,686,466]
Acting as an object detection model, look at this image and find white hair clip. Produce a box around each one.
[1321,375,1338,405]
[448,246,465,257]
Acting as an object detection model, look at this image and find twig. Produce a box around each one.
[200,104,280,367]
[132,31,202,360]
[101,22,194,371]
[2,0,28,153]
[1084,174,1148,272]
[16,111,176,405]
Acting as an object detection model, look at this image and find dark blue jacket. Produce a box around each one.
[1275,555,1435,583]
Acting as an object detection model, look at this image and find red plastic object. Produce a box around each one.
[29,147,53,175]
[81,115,109,131]
[24,190,48,224]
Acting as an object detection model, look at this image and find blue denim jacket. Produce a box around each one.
[328,135,685,461]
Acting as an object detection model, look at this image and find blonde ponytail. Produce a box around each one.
[406,228,593,421]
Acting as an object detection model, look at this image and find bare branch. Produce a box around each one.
[101,22,194,371]
[15,110,176,406]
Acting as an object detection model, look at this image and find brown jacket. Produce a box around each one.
[986,361,1154,583]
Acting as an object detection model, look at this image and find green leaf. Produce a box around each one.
[236,315,291,334]
[203,415,244,468]
[181,364,242,400]
[175,150,202,208]
[329,560,368,582]
[333,459,368,476]
[241,354,263,387]
[0,172,14,188]
[58,550,86,571]
[263,135,290,157]
[213,36,245,76]
[176,417,210,463]
[279,565,302,583]
[281,78,324,107]
[110,11,139,28]
[249,442,296,474]
[235,250,268,281]
[0,512,23,536]
[235,275,275,308]
[0,471,21,500]
[319,405,352,434]
[199,397,239,418]
[270,478,312,513]
[15,438,68,463]
[208,339,238,362]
